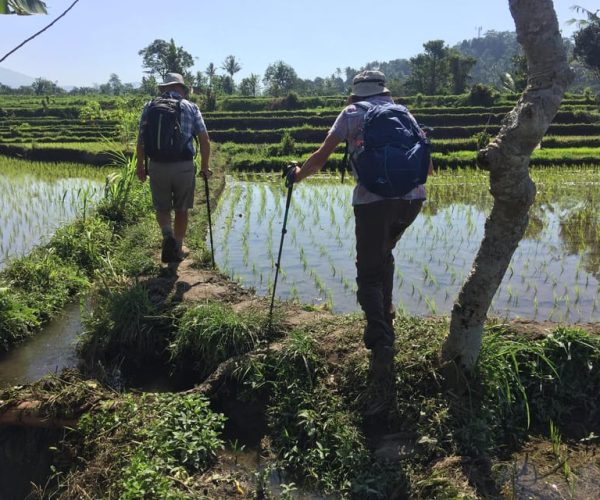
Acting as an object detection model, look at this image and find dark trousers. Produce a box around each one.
[354,199,423,349]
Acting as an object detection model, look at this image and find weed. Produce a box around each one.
[55,392,225,498]
[170,302,273,377]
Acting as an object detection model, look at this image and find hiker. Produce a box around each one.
[136,72,211,263]
[286,70,432,414]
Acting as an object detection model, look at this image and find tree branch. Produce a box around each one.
[0,0,80,64]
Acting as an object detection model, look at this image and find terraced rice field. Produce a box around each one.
[213,167,599,322]
[0,157,105,269]
[1,92,598,322]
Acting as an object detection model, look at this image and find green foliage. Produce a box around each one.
[239,74,261,97]
[263,61,299,97]
[230,328,399,496]
[0,0,47,15]
[472,130,491,150]
[270,385,375,494]
[109,218,160,276]
[454,30,519,87]
[96,152,152,227]
[138,38,194,80]
[79,279,161,370]
[2,251,87,322]
[524,327,600,428]
[51,217,114,274]
[78,100,105,121]
[573,13,600,80]
[221,54,242,78]
[0,287,40,350]
[170,302,270,377]
[465,83,498,106]
[279,130,295,155]
[270,91,302,110]
[72,393,225,499]
[406,40,476,95]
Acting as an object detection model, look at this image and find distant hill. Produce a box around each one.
[0,67,35,88]
[454,31,519,87]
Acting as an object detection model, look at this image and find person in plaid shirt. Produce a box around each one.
[136,73,211,263]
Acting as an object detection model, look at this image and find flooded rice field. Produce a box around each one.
[0,158,104,270]
[213,167,600,322]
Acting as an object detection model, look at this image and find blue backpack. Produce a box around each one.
[351,102,431,197]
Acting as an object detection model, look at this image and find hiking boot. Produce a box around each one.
[384,306,396,331]
[161,236,178,263]
[364,343,396,416]
[175,246,189,262]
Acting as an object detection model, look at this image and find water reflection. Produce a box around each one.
[0,303,81,388]
[212,169,599,322]
[0,168,103,270]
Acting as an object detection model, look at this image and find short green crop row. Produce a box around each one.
[226,147,600,171]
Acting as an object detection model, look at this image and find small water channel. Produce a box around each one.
[0,158,105,387]
[212,170,600,322]
[0,303,81,388]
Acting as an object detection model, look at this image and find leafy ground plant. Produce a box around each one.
[51,392,226,499]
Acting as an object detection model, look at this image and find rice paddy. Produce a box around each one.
[0,157,105,269]
[213,166,600,322]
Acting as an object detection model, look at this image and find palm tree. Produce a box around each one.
[221,55,242,79]
[205,63,217,88]
[567,5,599,28]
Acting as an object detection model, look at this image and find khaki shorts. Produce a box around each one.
[148,159,196,212]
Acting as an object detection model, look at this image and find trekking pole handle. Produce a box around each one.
[283,162,299,188]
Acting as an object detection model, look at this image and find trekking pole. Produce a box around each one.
[202,171,215,268]
[268,165,295,328]
[341,141,348,184]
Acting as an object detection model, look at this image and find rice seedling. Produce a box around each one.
[0,157,106,269]
[209,166,599,320]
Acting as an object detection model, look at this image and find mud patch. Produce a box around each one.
[498,437,600,499]
[0,427,62,499]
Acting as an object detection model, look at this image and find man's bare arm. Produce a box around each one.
[198,131,211,177]
[294,133,342,182]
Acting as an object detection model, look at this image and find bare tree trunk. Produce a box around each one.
[441,0,574,372]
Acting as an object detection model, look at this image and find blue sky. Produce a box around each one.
[0,0,581,87]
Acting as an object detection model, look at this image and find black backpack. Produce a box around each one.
[351,102,431,197]
[142,95,191,161]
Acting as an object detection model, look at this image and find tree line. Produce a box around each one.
[2,17,599,98]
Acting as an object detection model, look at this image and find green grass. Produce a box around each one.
[0,153,154,352]
[170,302,275,378]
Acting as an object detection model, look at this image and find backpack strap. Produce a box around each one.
[354,101,373,111]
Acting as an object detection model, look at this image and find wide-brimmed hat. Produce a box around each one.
[158,72,189,92]
[351,70,390,97]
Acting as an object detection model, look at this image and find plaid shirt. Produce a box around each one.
[138,90,207,156]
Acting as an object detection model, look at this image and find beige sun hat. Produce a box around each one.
[351,70,390,97]
[158,72,189,92]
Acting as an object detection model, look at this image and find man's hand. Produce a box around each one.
[136,163,147,182]
[201,168,212,180]
[283,162,301,187]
